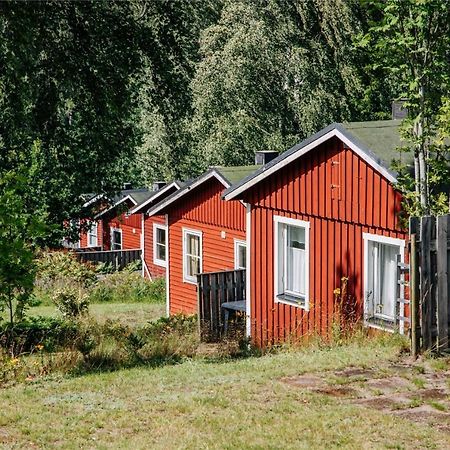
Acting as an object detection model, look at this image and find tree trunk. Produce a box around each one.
[414,84,428,213]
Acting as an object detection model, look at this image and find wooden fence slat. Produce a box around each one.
[420,216,432,350]
[196,269,246,342]
[436,215,449,351]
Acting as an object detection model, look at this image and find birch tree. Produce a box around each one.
[363,0,450,214]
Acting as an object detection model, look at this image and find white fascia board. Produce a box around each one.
[94,194,137,219]
[224,128,397,201]
[82,193,105,208]
[147,171,230,217]
[129,182,181,215]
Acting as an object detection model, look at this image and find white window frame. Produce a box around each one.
[153,223,167,267]
[182,228,202,284]
[274,216,310,310]
[111,227,122,250]
[234,239,247,270]
[87,221,98,247]
[363,232,405,333]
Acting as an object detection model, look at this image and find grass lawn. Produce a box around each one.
[1,339,449,449]
[29,302,165,327]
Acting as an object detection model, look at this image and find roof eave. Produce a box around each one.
[223,123,398,201]
[147,170,230,217]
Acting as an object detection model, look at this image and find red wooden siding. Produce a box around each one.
[143,214,167,279]
[168,177,246,314]
[241,137,407,346]
[103,212,142,250]
[79,219,104,249]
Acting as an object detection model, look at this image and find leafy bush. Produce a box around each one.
[34,251,96,306]
[74,314,198,372]
[36,250,96,288]
[52,288,89,319]
[0,316,79,355]
[89,273,165,304]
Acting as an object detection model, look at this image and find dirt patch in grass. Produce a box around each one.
[282,357,450,433]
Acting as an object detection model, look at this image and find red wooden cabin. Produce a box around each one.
[128,182,181,279]
[85,188,151,251]
[147,166,259,315]
[224,120,411,346]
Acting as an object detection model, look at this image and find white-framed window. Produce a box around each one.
[363,233,405,331]
[274,216,310,310]
[153,223,167,267]
[87,221,98,247]
[182,228,202,284]
[234,239,247,270]
[111,228,122,250]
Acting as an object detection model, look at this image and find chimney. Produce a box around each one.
[255,151,279,165]
[392,100,408,120]
[152,181,166,191]
[123,182,132,190]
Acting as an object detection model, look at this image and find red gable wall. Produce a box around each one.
[240,136,407,346]
[168,177,246,314]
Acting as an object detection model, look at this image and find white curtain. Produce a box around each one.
[368,241,398,320]
[286,225,305,296]
[287,247,305,295]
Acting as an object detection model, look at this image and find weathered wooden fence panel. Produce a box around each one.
[410,215,450,353]
[75,248,142,271]
[197,269,246,342]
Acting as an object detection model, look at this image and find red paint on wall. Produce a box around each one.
[239,137,407,346]
[142,214,167,279]
[166,177,246,315]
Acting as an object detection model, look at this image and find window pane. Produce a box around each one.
[367,241,398,321]
[188,256,199,276]
[156,243,166,261]
[288,226,305,249]
[156,228,165,246]
[187,234,199,256]
[285,225,306,296]
[238,245,246,268]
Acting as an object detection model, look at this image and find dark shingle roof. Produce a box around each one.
[343,120,412,167]
[223,120,411,200]
[146,165,260,217]
[215,165,261,184]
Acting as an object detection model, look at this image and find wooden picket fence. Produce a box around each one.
[197,269,246,341]
[410,215,450,354]
[75,248,142,271]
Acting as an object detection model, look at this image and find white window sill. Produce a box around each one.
[364,318,395,333]
[154,259,167,268]
[275,293,309,311]
[183,277,197,285]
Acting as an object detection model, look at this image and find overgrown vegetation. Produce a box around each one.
[0,314,199,383]
[3,335,448,449]
[33,251,165,307]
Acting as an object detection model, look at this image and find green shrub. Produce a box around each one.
[0,316,79,355]
[89,273,165,304]
[36,250,96,288]
[34,251,96,306]
[52,287,89,319]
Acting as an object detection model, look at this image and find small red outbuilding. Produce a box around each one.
[224,121,410,346]
[147,166,258,316]
[128,182,181,279]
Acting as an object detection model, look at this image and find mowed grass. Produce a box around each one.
[28,302,165,327]
[0,339,447,449]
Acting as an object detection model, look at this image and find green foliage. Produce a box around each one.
[36,251,97,290]
[51,288,89,319]
[0,171,47,326]
[185,0,373,173]
[34,251,165,306]
[0,316,79,355]
[89,273,165,304]
[362,0,450,214]
[0,2,142,244]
